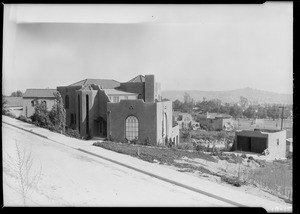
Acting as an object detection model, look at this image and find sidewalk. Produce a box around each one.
[2,115,293,212]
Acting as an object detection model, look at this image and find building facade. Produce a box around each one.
[22,89,58,117]
[198,112,233,131]
[233,129,286,159]
[57,75,179,146]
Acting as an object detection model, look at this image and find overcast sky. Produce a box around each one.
[3,3,293,96]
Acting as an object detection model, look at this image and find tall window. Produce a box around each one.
[65,95,69,109]
[125,116,138,140]
[31,100,35,107]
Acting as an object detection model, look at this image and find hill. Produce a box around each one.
[161,87,293,105]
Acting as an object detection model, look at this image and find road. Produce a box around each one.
[2,123,231,207]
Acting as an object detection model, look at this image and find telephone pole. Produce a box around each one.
[279,106,285,130]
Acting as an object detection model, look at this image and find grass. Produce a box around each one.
[93,140,292,203]
[247,159,293,203]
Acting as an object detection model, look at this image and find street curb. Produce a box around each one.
[77,148,245,207]
[3,120,244,206]
[3,121,49,139]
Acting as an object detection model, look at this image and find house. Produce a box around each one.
[57,75,180,146]
[233,129,286,159]
[22,89,58,117]
[173,111,199,130]
[286,138,293,153]
[198,112,233,131]
[3,97,23,117]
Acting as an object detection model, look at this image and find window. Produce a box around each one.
[65,95,69,109]
[71,114,74,124]
[31,100,35,107]
[42,100,47,106]
[113,96,119,103]
[277,139,280,145]
[125,116,138,140]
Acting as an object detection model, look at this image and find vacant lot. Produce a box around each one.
[232,118,293,138]
[93,141,292,204]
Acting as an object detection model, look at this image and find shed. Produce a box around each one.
[234,129,287,159]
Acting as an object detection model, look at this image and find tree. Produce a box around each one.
[10,90,23,97]
[49,92,66,133]
[243,106,256,118]
[30,101,51,128]
[239,96,248,109]
[229,104,243,119]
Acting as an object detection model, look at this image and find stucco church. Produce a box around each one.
[57,75,179,146]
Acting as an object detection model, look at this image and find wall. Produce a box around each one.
[235,130,269,151]
[8,107,23,117]
[156,100,173,145]
[22,98,56,117]
[267,130,286,159]
[116,82,145,100]
[107,99,158,145]
[145,75,155,103]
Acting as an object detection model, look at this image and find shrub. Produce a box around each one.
[65,128,81,139]
[30,102,52,128]
[221,176,244,187]
[144,137,151,146]
[177,142,194,150]
[18,115,31,123]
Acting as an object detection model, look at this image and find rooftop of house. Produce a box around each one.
[127,75,145,83]
[173,111,192,117]
[69,79,121,89]
[4,97,23,107]
[23,89,58,98]
[199,112,232,119]
[103,89,138,96]
[254,128,284,133]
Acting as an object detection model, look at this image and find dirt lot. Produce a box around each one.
[93,141,292,205]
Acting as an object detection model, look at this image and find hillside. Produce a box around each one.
[161,87,293,105]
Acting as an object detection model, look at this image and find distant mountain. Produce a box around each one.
[161,87,293,105]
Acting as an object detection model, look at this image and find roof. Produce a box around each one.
[4,97,23,107]
[127,75,145,83]
[103,89,138,96]
[201,112,232,119]
[23,89,58,98]
[173,111,191,117]
[69,79,120,89]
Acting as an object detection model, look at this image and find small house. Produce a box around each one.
[22,89,58,117]
[233,129,287,159]
[198,112,233,131]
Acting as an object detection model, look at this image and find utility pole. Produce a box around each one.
[279,106,285,130]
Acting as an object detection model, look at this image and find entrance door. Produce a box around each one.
[237,136,251,152]
[98,117,107,137]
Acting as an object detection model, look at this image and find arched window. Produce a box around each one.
[125,116,138,140]
[31,100,35,107]
[42,100,47,106]
[65,95,69,109]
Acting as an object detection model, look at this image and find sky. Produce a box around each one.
[2,3,293,96]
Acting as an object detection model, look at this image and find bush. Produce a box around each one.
[221,176,244,187]
[65,128,81,139]
[177,142,194,150]
[18,115,31,123]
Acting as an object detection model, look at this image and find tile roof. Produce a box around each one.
[69,79,120,89]
[103,89,138,96]
[127,75,145,83]
[4,97,23,107]
[23,89,58,98]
